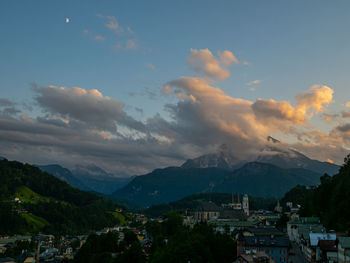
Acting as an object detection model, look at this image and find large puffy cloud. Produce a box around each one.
[34,85,146,134]
[161,76,341,162]
[187,49,238,81]
[162,77,277,156]
[252,85,334,128]
[252,99,305,125]
[295,85,333,116]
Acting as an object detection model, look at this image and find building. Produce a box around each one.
[194,194,250,222]
[274,201,282,213]
[305,233,336,262]
[287,217,322,242]
[243,194,249,216]
[318,240,338,263]
[194,202,220,221]
[235,251,276,263]
[237,235,289,263]
[338,237,350,263]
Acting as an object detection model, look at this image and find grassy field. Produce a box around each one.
[21,213,50,232]
[111,211,127,226]
[15,186,44,204]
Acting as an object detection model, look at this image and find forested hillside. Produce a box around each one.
[286,154,350,233]
[0,159,120,235]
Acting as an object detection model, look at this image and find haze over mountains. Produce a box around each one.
[181,137,339,175]
[19,137,339,208]
[37,164,132,195]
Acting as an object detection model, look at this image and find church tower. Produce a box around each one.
[242,194,249,216]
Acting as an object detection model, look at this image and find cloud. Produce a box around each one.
[252,99,306,125]
[126,39,137,50]
[0,51,346,174]
[33,85,145,133]
[146,63,156,70]
[0,98,20,116]
[95,35,105,41]
[161,77,268,152]
[335,123,350,133]
[251,85,334,130]
[0,98,15,107]
[97,14,124,34]
[187,49,236,81]
[323,113,340,123]
[218,50,239,66]
[246,80,262,86]
[295,85,334,116]
[112,43,122,52]
[342,110,350,118]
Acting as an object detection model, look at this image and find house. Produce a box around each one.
[0,245,6,254]
[305,233,336,262]
[318,240,338,263]
[237,232,289,263]
[235,251,276,263]
[338,237,350,263]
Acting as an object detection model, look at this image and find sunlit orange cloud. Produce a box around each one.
[295,84,333,116]
[187,49,238,81]
[163,77,336,148]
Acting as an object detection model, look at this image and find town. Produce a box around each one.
[1,192,349,263]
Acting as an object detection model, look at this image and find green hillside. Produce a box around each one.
[0,159,121,235]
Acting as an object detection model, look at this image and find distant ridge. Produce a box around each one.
[113,162,321,207]
[36,164,91,191]
[37,164,133,195]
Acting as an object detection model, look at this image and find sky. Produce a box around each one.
[1,0,350,175]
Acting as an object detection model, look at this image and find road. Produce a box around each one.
[289,242,308,263]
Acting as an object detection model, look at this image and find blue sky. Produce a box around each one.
[1,1,350,174]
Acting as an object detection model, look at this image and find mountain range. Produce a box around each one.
[112,137,340,207]
[10,136,341,209]
[113,162,322,207]
[36,164,133,195]
[181,137,339,175]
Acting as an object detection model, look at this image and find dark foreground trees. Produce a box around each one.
[147,212,236,263]
[75,212,236,263]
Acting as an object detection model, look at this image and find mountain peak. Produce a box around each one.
[267,136,280,144]
[181,145,240,169]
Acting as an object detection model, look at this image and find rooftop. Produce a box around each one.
[288,217,320,225]
[309,233,336,247]
[197,202,220,212]
[318,240,338,252]
[338,237,350,249]
[243,236,290,248]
